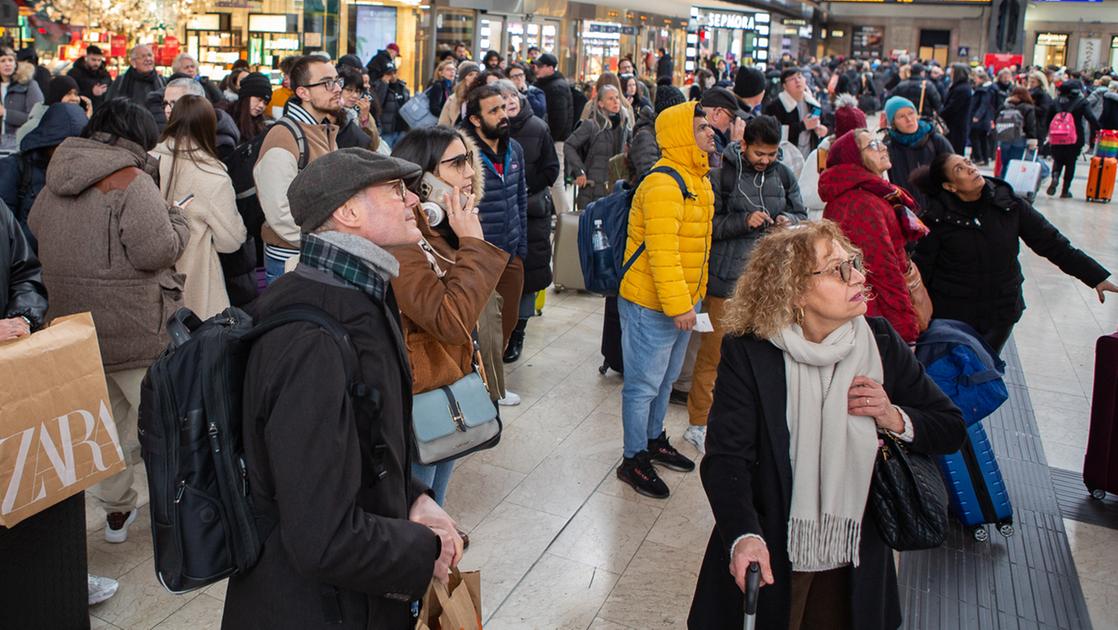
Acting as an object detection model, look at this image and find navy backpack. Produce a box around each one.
[915,319,1009,426]
[577,165,691,295]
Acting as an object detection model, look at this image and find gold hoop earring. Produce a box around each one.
[794,306,805,325]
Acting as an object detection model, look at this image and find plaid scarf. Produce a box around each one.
[299,232,393,302]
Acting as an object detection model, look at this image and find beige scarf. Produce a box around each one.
[769,317,882,571]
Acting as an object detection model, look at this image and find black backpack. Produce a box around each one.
[138,304,374,593]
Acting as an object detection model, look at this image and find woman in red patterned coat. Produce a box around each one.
[820,129,927,344]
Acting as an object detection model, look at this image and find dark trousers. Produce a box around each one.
[970,127,993,163]
[788,568,853,630]
[1051,145,1081,192]
[496,256,525,348]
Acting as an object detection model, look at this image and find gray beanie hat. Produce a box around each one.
[288,148,423,232]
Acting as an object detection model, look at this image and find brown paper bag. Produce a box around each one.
[0,312,125,526]
[416,569,482,630]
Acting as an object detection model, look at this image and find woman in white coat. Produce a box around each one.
[152,94,246,318]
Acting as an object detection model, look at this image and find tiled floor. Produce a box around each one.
[86,168,1118,629]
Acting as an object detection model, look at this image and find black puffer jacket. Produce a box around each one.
[1030,87,1054,143]
[708,147,805,298]
[510,97,560,293]
[913,178,1110,334]
[564,110,630,209]
[890,77,942,115]
[1052,93,1100,151]
[884,131,953,213]
[535,72,574,141]
[1101,91,1118,131]
[372,79,410,135]
[0,200,46,329]
[463,129,528,260]
[940,80,972,154]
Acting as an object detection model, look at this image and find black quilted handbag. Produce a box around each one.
[868,433,950,551]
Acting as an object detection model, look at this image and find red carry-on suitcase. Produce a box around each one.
[1085,156,1117,203]
[1084,332,1118,499]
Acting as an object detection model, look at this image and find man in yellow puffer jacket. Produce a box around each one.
[616,101,717,499]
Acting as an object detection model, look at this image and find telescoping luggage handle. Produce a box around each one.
[743,561,761,630]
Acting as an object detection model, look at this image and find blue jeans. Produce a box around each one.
[411,459,456,506]
[618,297,697,458]
[264,253,287,286]
[381,131,404,148]
[997,140,1027,178]
[518,291,537,320]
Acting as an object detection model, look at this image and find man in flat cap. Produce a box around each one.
[223,148,462,630]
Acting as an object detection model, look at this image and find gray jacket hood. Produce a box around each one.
[45,134,150,197]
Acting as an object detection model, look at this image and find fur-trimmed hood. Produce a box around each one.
[11,61,35,86]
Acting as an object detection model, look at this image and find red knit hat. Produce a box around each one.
[826,130,864,169]
[834,103,867,138]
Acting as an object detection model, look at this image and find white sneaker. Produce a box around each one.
[683,425,707,455]
[88,574,119,606]
[104,510,137,544]
[498,390,522,406]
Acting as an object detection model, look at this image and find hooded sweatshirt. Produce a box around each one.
[619,101,714,317]
[28,134,190,370]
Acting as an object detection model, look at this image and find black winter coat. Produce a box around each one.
[67,58,111,111]
[890,77,942,115]
[535,72,574,141]
[913,178,1110,335]
[510,98,559,293]
[970,83,997,129]
[373,80,410,135]
[1052,95,1100,151]
[1101,92,1118,131]
[941,80,973,153]
[709,147,805,297]
[999,101,1038,140]
[425,79,452,118]
[688,317,966,630]
[884,131,953,213]
[656,54,674,83]
[0,200,46,329]
[106,67,164,108]
[224,266,439,630]
[466,130,529,260]
[1030,87,1054,143]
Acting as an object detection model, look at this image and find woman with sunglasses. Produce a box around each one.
[821,129,928,344]
[910,154,1117,353]
[689,220,965,630]
[387,126,507,513]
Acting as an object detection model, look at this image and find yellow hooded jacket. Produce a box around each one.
[619,101,714,317]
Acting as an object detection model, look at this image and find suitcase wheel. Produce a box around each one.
[998,522,1015,538]
[972,527,990,543]
[598,362,609,375]
[1090,488,1107,501]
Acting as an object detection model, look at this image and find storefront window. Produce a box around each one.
[507,20,558,64]
[186,13,242,77]
[436,11,475,60]
[1034,32,1068,68]
[1110,35,1118,70]
[689,7,768,75]
[478,17,504,61]
[580,21,622,82]
[248,13,301,69]
[353,6,396,64]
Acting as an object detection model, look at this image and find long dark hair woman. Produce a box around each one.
[152,95,245,318]
[911,153,1116,353]
[220,71,273,144]
[688,220,965,630]
[940,63,972,156]
[388,126,506,507]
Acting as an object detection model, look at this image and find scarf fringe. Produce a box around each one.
[788,514,863,569]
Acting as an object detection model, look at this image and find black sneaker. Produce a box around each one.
[1060,190,1073,199]
[648,431,695,472]
[617,452,670,499]
[669,389,689,406]
[1047,181,1059,196]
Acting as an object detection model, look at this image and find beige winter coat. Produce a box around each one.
[152,139,246,319]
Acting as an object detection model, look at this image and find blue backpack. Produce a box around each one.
[577,166,692,295]
[915,319,1009,427]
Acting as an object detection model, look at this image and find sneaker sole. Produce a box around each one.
[104,511,137,544]
[649,458,696,473]
[616,468,669,499]
[88,585,118,606]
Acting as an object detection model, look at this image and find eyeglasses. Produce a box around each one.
[509,72,525,79]
[811,255,864,284]
[440,151,474,173]
[387,179,408,201]
[162,100,176,111]
[862,139,886,153]
[303,76,344,90]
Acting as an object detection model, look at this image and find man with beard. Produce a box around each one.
[107,45,164,107]
[254,55,341,284]
[459,84,528,405]
[67,45,111,111]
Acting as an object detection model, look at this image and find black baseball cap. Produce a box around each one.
[535,53,558,68]
[700,87,749,121]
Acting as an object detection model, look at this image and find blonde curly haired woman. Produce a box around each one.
[688,220,965,630]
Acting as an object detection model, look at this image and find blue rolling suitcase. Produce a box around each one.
[938,422,1015,542]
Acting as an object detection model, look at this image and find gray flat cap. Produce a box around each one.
[288,148,423,232]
